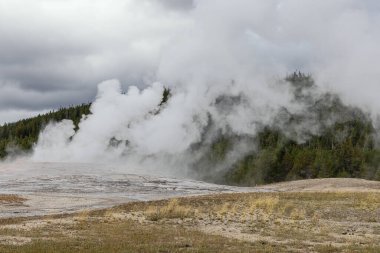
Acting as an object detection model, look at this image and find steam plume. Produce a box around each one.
[31,0,380,178]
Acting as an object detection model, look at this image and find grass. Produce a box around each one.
[0,191,379,252]
[145,198,195,221]
[0,195,26,204]
[0,218,283,253]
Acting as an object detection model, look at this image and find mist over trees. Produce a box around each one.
[0,104,90,158]
[0,73,379,184]
[192,72,380,184]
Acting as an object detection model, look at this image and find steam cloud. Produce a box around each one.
[31,0,380,178]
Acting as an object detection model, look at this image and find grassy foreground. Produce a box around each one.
[0,191,379,252]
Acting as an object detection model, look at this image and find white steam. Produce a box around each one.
[31,0,380,177]
[32,77,296,177]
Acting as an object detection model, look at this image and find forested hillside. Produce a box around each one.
[193,73,380,184]
[0,104,91,158]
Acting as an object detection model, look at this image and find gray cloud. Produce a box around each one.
[0,81,94,110]
[0,0,192,123]
[1,0,380,125]
[157,0,194,10]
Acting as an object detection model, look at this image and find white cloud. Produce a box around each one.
[1,0,380,122]
[0,0,192,121]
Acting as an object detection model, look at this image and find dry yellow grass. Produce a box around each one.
[0,195,26,204]
[112,191,380,252]
[145,198,196,221]
[0,190,379,252]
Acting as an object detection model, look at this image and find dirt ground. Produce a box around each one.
[0,178,379,252]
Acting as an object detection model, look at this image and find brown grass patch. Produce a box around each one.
[0,191,379,252]
[0,195,26,205]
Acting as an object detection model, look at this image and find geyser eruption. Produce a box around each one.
[31,72,378,183]
[32,75,295,177]
[29,0,380,183]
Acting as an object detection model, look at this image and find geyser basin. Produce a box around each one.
[0,162,260,218]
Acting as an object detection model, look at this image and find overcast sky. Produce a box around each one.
[1,0,380,124]
[0,0,194,123]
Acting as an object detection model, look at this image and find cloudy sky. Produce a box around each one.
[0,0,194,123]
[1,0,380,124]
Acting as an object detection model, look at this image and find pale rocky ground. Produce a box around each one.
[0,162,258,218]
[256,177,380,192]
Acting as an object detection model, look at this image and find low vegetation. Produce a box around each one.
[0,190,379,252]
[145,198,195,221]
[0,195,26,205]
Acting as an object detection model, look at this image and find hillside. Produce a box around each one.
[193,73,380,184]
